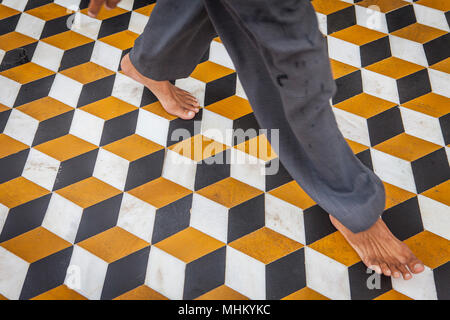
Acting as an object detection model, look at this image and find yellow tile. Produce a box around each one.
[330,25,386,46]
[100,30,139,50]
[134,4,155,16]
[0,294,7,300]
[0,177,49,208]
[0,32,36,51]
[206,95,253,120]
[230,227,303,265]
[0,134,28,159]
[60,62,115,84]
[195,285,249,300]
[334,93,397,118]
[103,134,164,162]
[169,134,228,162]
[141,101,177,120]
[282,287,330,300]
[128,177,192,209]
[268,180,316,210]
[56,177,122,208]
[309,231,361,266]
[0,4,20,19]
[365,57,425,79]
[155,227,225,263]
[373,133,442,162]
[421,180,450,207]
[346,139,369,154]
[383,182,416,210]
[34,134,97,162]
[31,285,87,300]
[80,96,138,120]
[16,97,73,121]
[374,290,413,300]
[190,61,234,83]
[42,31,93,50]
[196,177,263,209]
[330,59,359,79]
[392,23,447,44]
[214,37,222,43]
[430,57,450,74]
[312,0,353,15]
[401,93,449,118]
[234,135,277,162]
[114,285,168,300]
[416,0,450,11]
[80,6,127,20]
[0,227,71,263]
[403,231,449,269]
[26,3,69,20]
[0,103,9,112]
[0,62,54,84]
[78,227,149,263]
[357,0,410,13]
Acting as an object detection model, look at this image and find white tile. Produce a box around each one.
[362,69,400,104]
[15,13,45,39]
[91,41,121,72]
[146,246,186,300]
[22,148,60,190]
[428,68,450,98]
[162,149,197,190]
[225,246,266,300]
[400,106,445,146]
[209,40,235,70]
[191,193,229,243]
[174,77,205,108]
[333,107,370,146]
[32,41,64,72]
[69,108,104,145]
[128,11,149,35]
[2,0,28,11]
[93,148,130,191]
[135,108,169,146]
[49,73,83,107]
[111,72,144,107]
[328,36,361,68]
[392,266,437,300]
[71,12,101,40]
[117,193,156,243]
[418,195,450,240]
[0,246,29,300]
[65,245,108,300]
[0,75,20,107]
[305,247,351,300]
[42,193,83,243]
[265,193,306,244]
[413,3,450,32]
[355,5,388,33]
[390,35,428,67]
[3,109,39,145]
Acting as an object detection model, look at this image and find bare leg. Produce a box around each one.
[330,215,425,279]
[121,54,200,120]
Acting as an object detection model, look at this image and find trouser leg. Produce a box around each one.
[129,0,217,81]
[203,0,386,233]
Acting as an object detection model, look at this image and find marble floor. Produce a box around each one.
[0,0,448,300]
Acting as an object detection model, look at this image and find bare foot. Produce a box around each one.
[330,215,425,280]
[121,53,200,120]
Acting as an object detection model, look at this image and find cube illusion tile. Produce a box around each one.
[0,0,448,301]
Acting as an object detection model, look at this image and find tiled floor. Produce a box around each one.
[0,0,449,300]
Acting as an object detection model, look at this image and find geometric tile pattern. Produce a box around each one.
[0,0,449,300]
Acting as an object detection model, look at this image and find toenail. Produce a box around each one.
[394,272,400,278]
[414,264,423,271]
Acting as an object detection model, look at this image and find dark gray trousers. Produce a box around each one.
[129,0,386,233]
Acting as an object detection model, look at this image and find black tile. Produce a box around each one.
[228,194,265,243]
[167,109,202,147]
[58,42,95,71]
[194,150,230,191]
[439,113,449,145]
[124,149,165,191]
[266,248,305,300]
[382,197,423,241]
[74,193,123,243]
[356,148,373,171]
[386,5,416,32]
[97,12,131,38]
[132,0,156,10]
[424,33,450,66]
[327,5,356,34]
[0,148,28,183]
[368,106,404,146]
[204,73,236,106]
[349,261,392,300]
[0,107,11,132]
[183,246,226,300]
[397,69,431,104]
[434,262,450,300]
[100,109,138,146]
[332,70,363,104]
[13,74,55,107]
[412,148,450,193]
[52,148,98,191]
[40,15,71,39]
[0,194,51,242]
[0,14,20,36]
[265,159,292,191]
[76,74,116,107]
[0,42,37,72]
[101,246,150,300]
[304,205,336,245]
[31,109,74,146]
[151,194,192,244]
[24,0,53,11]
[360,36,391,67]
[19,246,73,300]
